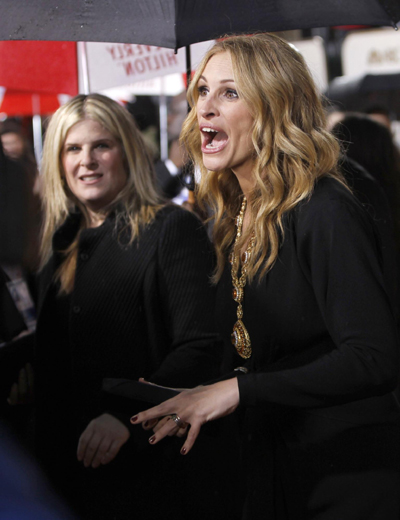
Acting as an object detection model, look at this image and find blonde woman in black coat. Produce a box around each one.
[35,94,223,519]
[132,34,400,520]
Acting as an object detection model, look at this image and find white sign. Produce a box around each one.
[291,37,328,92]
[342,28,400,77]
[80,40,214,92]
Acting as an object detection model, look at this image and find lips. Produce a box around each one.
[79,173,103,183]
[200,125,228,153]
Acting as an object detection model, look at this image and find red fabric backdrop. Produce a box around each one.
[0,41,78,95]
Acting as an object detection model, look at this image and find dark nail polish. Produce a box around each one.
[130,415,138,423]
[143,421,148,428]
[181,447,187,455]
[149,436,155,444]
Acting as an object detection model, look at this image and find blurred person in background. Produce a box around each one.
[0,121,39,192]
[331,114,400,319]
[0,139,35,450]
[0,121,42,281]
[364,104,393,131]
[332,113,400,286]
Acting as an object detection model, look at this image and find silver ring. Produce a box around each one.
[170,414,186,429]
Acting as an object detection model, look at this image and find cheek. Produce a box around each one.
[236,122,253,147]
[114,156,128,182]
[61,157,79,190]
[61,158,72,180]
[240,118,254,146]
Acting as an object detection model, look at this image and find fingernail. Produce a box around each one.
[149,436,155,444]
[143,421,149,428]
[130,415,138,423]
[181,447,187,455]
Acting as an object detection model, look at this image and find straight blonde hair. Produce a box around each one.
[181,33,345,282]
[40,93,162,293]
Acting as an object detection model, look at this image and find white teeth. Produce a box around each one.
[81,175,101,181]
[202,127,218,133]
[205,143,215,149]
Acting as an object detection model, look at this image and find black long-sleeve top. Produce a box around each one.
[218,177,400,419]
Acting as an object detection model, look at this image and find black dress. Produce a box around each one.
[34,205,231,520]
[216,177,400,519]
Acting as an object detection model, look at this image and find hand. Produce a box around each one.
[150,415,188,438]
[131,378,240,455]
[7,362,34,405]
[77,413,130,468]
[138,377,187,433]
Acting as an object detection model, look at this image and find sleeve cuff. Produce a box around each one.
[237,373,259,407]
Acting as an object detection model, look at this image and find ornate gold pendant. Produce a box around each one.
[232,286,243,303]
[231,319,252,359]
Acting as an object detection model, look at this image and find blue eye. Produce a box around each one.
[96,142,110,149]
[66,145,80,152]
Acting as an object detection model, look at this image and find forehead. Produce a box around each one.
[65,118,114,141]
[201,52,234,81]
[1,132,22,142]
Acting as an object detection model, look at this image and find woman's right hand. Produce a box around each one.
[131,378,240,454]
[7,362,34,405]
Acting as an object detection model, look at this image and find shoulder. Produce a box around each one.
[299,176,356,213]
[153,205,213,262]
[292,176,380,261]
[155,204,206,236]
[295,176,370,232]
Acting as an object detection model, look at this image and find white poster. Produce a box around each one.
[291,37,328,92]
[342,28,400,77]
[80,40,214,92]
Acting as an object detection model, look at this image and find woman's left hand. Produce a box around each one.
[77,413,130,468]
[131,378,240,455]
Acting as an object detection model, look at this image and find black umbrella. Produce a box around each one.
[1,0,400,48]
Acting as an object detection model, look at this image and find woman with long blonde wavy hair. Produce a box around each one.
[132,34,400,519]
[33,93,223,520]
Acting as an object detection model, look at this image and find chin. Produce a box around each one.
[202,157,228,172]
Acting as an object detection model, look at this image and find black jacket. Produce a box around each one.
[35,204,221,443]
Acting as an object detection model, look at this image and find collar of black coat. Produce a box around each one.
[52,208,118,252]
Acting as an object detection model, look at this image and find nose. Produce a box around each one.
[198,93,219,118]
[80,147,96,168]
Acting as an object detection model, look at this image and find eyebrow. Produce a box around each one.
[64,137,114,147]
[199,75,235,84]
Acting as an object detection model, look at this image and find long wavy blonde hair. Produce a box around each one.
[181,33,345,282]
[40,93,162,293]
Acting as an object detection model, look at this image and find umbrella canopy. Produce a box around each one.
[1,0,399,48]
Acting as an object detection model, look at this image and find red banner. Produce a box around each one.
[0,41,78,95]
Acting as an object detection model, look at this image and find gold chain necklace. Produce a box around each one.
[229,197,255,359]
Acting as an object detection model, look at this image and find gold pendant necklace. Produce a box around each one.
[229,197,254,359]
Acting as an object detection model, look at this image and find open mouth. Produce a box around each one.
[201,127,228,150]
[80,174,103,182]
